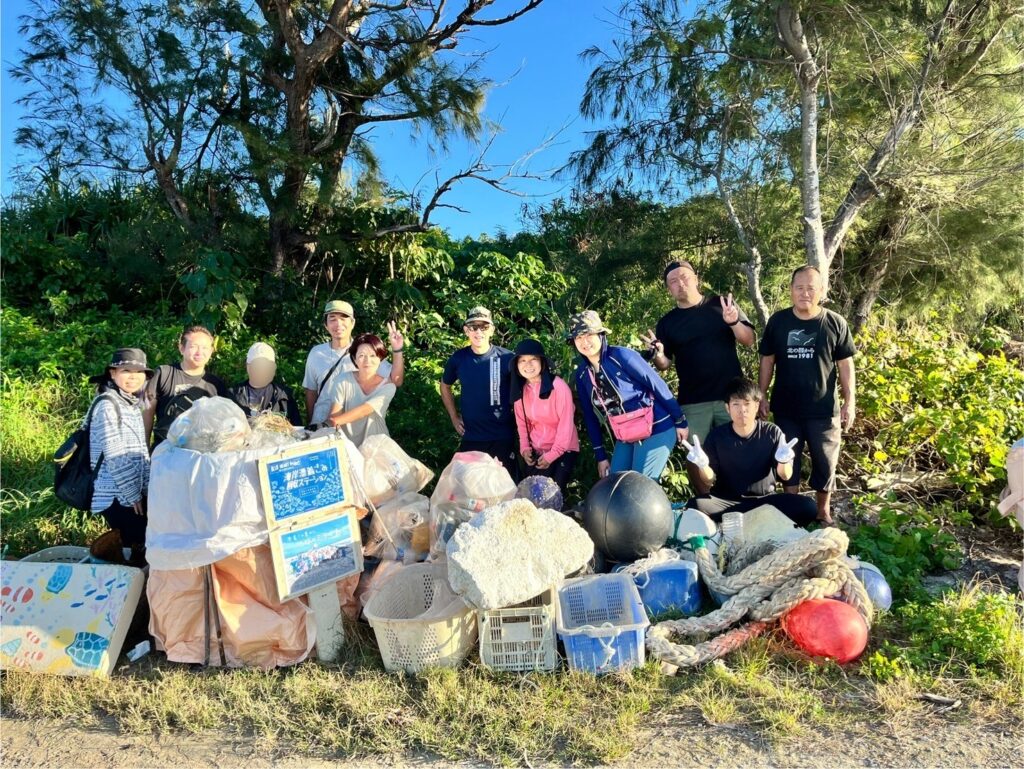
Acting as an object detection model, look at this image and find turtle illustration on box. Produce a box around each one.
[65,631,110,670]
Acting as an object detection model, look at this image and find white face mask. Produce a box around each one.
[247,359,276,388]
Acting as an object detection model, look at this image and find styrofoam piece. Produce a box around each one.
[1,561,144,677]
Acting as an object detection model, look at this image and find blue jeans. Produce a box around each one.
[609,427,677,480]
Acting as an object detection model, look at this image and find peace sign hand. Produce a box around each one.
[639,328,663,357]
[681,435,710,469]
[774,434,798,464]
[720,293,739,325]
[386,320,404,352]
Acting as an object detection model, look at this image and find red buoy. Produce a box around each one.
[782,598,868,663]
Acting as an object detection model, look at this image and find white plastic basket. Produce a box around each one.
[20,546,91,563]
[363,562,477,673]
[478,587,558,672]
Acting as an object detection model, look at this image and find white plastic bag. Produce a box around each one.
[166,396,250,453]
[427,452,516,560]
[364,492,429,562]
[429,451,515,513]
[359,435,434,505]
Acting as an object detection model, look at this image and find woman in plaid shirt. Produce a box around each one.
[88,348,154,554]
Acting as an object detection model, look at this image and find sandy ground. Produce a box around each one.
[2,712,1021,769]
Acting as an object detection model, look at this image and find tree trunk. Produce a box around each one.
[714,116,770,326]
[776,2,828,285]
[849,193,912,334]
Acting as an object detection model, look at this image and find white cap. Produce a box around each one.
[246,342,276,364]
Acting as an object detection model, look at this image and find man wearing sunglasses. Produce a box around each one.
[439,306,518,479]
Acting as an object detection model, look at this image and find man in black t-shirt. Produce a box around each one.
[682,377,817,526]
[643,260,756,443]
[758,266,856,524]
[144,325,229,449]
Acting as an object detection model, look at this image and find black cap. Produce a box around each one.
[663,259,697,281]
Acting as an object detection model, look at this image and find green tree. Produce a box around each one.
[571,0,1023,323]
[13,0,544,275]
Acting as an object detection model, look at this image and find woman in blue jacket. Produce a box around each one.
[568,310,688,480]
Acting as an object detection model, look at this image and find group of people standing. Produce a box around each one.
[82,258,856,557]
[83,299,406,550]
[439,261,856,527]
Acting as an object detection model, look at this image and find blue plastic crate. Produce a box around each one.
[556,574,649,675]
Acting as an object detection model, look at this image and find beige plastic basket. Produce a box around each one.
[478,586,558,672]
[363,562,477,673]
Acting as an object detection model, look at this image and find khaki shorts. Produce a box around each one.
[680,400,732,443]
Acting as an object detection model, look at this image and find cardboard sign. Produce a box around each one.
[0,561,144,677]
[257,436,362,603]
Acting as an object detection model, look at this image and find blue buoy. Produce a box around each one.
[853,564,893,611]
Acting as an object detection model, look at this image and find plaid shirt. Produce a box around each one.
[88,390,150,512]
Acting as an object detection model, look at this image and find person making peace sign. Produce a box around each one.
[643,260,756,443]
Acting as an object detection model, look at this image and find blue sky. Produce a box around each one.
[1,1,627,239]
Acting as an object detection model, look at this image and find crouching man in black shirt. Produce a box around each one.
[681,377,818,527]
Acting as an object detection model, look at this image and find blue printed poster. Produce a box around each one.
[264,446,347,521]
[277,515,358,597]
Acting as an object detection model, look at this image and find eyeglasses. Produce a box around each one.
[466,324,491,332]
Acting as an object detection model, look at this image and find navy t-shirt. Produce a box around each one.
[704,420,785,499]
[759,308,855,418]
[655,296,753,404]
[442,345,515,442]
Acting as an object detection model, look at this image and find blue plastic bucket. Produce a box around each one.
[632,560,703,617]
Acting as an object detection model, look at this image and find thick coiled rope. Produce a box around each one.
[647,527,872,669]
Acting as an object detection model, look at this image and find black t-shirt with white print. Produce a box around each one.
[147,363,229,447]
[759,308,855,418]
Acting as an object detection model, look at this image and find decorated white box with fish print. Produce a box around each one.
[0,561,144,677]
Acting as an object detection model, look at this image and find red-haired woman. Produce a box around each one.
[326,332,398,447]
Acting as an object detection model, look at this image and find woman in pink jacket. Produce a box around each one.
[509,339,580,498]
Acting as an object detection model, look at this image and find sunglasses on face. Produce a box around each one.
[466,324,490,332]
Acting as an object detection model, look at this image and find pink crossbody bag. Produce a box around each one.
[588,367,654,443]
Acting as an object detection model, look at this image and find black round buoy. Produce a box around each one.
[583,470,672,562]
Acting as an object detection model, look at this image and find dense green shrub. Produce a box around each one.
[847,494,965,603]
[864,585,1024,683]
[851,317,1024,511]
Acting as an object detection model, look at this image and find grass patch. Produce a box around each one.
[1,657,663,764]
[0,374,105,558]
[5,605,1020,765]
[862,580,1024,706]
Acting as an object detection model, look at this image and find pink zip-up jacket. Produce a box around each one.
[514,376,580,464]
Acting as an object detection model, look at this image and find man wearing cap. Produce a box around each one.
[439,306,518,478]
[302,300,405,425]
[641,260,756,443]
[228,342,302,425]
[145,325,229,449]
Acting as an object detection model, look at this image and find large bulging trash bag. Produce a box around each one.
[364,492,430,563]
[359,435,434,505]
[148,544,315,669]
[428,452,516,560]
[429,451,515,512]
[147,434,368,569]
[166,396,251,453]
